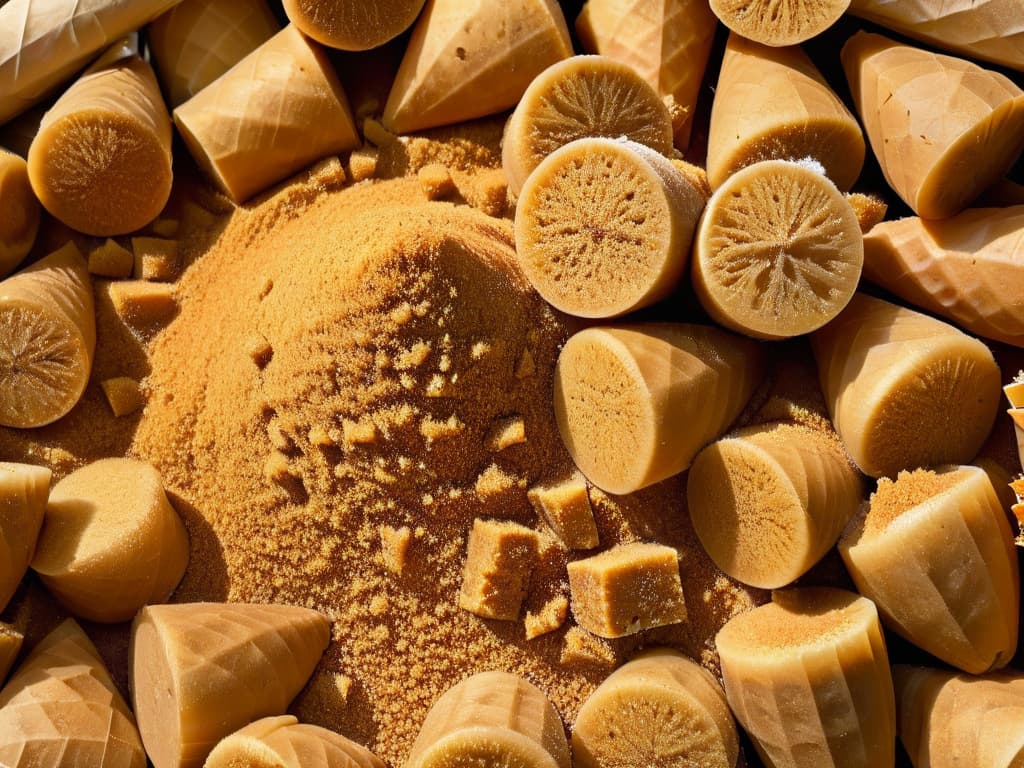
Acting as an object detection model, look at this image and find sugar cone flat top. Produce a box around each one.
[709,0,850,46]
[282,0,427,51]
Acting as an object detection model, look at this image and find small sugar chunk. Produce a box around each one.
[380,525,412,575]
[525,595,569,640]
[306,155,348,190]
[464,168,508,217]
[560,626,616,667]
[100,377,144,417]
[459,518,539,620]
[488,416,526,452]
[475,463,523,498]
[418,164,455,199]
[88,239,133,278]
[348,147,379,182]
[264,450,293,484]
[247,336,273,369]
[131,237,179,282]
[528,472,599,549]
[342,417,378,446]
[106,281,178,329]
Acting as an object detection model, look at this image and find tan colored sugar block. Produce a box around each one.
[31,458,189,623]
[132,236,179,282]
[567,542,687,638]
[0,0,184,124]
[0,463,51,613]
[148,0,280,107]
[463,168,508,217]
[842,32,1024,219]
[0,623,22,683]
[418,163,454,199]
[28,54,173,236]
[105,279,178,329]
[895,665,1024,768]
[709,0,849,46]
[458,518,539,620]
[560,626,617,667]
[524,595,569,640]
[174,25,360,204]
[575,0,718,149]
[688,421,863,589]
[0,242,95,428]
[863,206,1024,347]
[849,0,1024,72]
[0,150,39,278]
[347,147,379,183]
[811,293,1001,478]
[847,192,887,233]
[501,55,674,197]
[573,648,739,768]
[528,472,599,550]
[382,0,573,134]
[708,35,865,191]
[101,376,144,417]
[283,0,425,51]
[131,602,330,768]
[88,239,134,278]
[554,323,763,494]
[0,619,146,768]
[204,715,384,768]
[515,138,705,318]
[716,588,895,768]
[406,671,570,768]
[840,466,1019,674]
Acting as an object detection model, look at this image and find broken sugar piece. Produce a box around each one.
[528,472,599,550]
[379,525,412,575]
[88,238,134,278]
[305,155,348,190]
[205,715,384,768]
[560,626,617,667]
[347,147,379,183]
[567,542,686,638]
[458,518,539,620]
[474,463,522,499]
[464,168,509,217]
[487,415,526,452]
[101,376,145,417]
[417,163,454,199]
[0,462,51,613]
[132,236,179,282]
[106,280,179,329]
[0,622,22,683]
[524,595,569,640]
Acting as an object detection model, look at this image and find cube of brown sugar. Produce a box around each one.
[465,168,508,217]
[348,147,379,183]
[418,164,454,200]
[528,472,599,550]
[100,377,145,417]
[132,237,179,281]
[88,239,133,278]
[567,542,687,638]
[458,518,539,620]
[106,281,179,329]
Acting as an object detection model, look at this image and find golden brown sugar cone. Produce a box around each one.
[811,293,1001,478]
[716,588,896,768]
[0,619,146,768]
[282,0,426,51]
[174,25,360,204]
[0,462,50,613]
[842,467,1019,674]
[515,137,705,318]
[405,671,570,768]
[204,715,384,768]
[693,159,864,340]
[575,0,718,149]
[28,54,172,236]
[131,602,331,768]
[688,421,863,589]
[709,0,849,46]
[0,0,184,125]
[894,665,1024,768]
[842,32,1024,220]
[848,0,1024,72]
[0,241,95,429]
[382,0,573,134]
[708,35,865,191]
[0,150,40,278]
[572,648,739,768]
[554,323,763,494]
[863,206,1024,347]
[0,622,22,683]
[148,0,280,107]
[502,55,675,198]
[30,458,189,623]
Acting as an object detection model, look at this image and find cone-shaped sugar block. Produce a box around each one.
[0,241,95,428]
[282,0,426,51]
[848,0,1024,72]
[405,671,570,768]
[573,648,738,768]
[863,206,1024,347]
[175,25,359,204]
[0,150,40,278]
[708,34,865,190]
[31,458,189,623]
[148,0,280,107]
[709,0,850,47]
[717,588,895,768]
[131,602,331,768]
[28,54,173,236]
[576,0,718,148]
[204,715,384,768]
[0,462,50,613]
[842,32,1024,219]
[0,619,146,768]
[382,0,573,134]
[811,293,1001,478]
[688,421,863,589]
[0,622,22,683]
[895,665,1024,768]
[840,466,1019,674]
[555,323,763,494]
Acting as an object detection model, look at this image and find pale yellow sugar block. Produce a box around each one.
[458,518,539,620]
[0,623,22,683]
[379,524,412,575]
[417,163,454,199]
[347,147,379,183]
[524,595,569,640]
[527,472,599,550]
[106,280,179,329]
[406,671,570,768]
[204,715,384,768]
[131,602,331,768]
[283,0,426,51]
[560,626,616,667]
[567,542,686,638]
[31,458,189,623]
[101,376,145,417]
[88,239,134,278]
[488,415,526,451]
[0,150,40,278]
[0,619,146,768]
[0,462,50,613]
[132,237,179,282]
[150,218,180,238]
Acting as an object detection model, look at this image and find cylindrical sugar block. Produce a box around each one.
[282,0,427,51]
[0,149,40,277]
